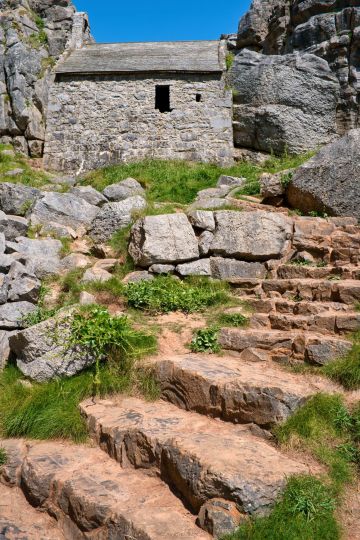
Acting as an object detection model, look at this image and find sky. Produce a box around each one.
[74,1,251,43]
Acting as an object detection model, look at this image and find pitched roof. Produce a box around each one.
[56,40,224,75]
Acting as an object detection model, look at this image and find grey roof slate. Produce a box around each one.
[56,40,224,74]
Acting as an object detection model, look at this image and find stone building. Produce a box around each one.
[43,40,234,174]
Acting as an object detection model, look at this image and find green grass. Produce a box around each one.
[0,306,158,442]
[217,312,249,327]
[0,363,159,442]
[83,154,312,205]
[0,143,49,188]
[223,475,339,540]
[225,394,359,540]
[125,275,231,314]
[323,333,360,390]
[0,447,7,465]
[275,394,359,490]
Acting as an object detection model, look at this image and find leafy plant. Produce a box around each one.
[69,305,157,393]
[218,313,249,327]
[125,276,230,314]
[281,171,293,187]
[190,327,220,353]
[290,257,313,266]
[0,447,7,466]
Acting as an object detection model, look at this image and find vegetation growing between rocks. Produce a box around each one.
[223,475,340,540]
[0,305,158,442]
[125,276,231,314]
[0,447,7,466]
[83,154,312,205]
[225,394,359,539]
[323,333,360,390]
[190,327,220,353]
[0,144,49,187]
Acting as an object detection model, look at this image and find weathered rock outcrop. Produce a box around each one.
[287,129,360,219]
[10,309,97,381]
[230,49,339,154]
[0,0,92,156]
[235,0,360,137]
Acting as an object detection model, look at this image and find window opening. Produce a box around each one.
[196,93,202,102]
[155,85,171,113]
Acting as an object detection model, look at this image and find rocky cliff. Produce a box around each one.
[235,0,360,136]
[0,0,91,157]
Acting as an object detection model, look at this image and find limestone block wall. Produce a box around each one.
[43,73,234,174]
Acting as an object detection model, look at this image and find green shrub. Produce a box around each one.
[218,313,249,327]
[323,335,360,390]
[190,327,220,353]
[223,475,339,540]
[69,305,157,392]
[125,276,230,314]
[0,447,7,465]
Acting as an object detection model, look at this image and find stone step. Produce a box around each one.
[218,328,352,365]
[231,278,360,305]
[276,264,360,280]
[1,439,209,540]
[240,298,354,316]
[249,311,360,335]
[80,397,307,516]
[152,354,335,427]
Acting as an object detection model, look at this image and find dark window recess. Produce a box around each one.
[196,93,202,102]
[155,85,171,112]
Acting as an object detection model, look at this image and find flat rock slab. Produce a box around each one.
[80,397,306,515]
[153,354,328,427]
[210,211,293,261]
[0,440,209,540]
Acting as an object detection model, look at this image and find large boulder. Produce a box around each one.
[0,183,41,216]
[6,237,62,278]
[88,196,147,243]
[210,210,293,261]
[287,130,360,219]
[30,192,99,233]
[129,214,199,267]
[10,309,97,382]
[230,49,340,154]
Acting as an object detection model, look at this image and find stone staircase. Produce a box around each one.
[1,212,359,539]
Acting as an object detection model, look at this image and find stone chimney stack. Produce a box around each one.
[68,12,92,50]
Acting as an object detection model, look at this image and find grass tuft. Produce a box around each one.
[0,447,7,465]
[323,333,360,390]
[223,475,339,540]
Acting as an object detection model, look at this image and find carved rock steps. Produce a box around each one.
[0,439,210,540]
[151,354,336,427]
[80,396,307,516]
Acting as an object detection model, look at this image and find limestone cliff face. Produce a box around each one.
[0,0,92,157]
[237,0,360,133]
